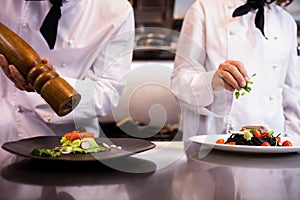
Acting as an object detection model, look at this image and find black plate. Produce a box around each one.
[1,136,156,162]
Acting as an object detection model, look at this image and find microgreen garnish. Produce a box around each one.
[235,73,256,99]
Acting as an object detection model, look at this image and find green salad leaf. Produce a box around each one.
[30,148,61,158]
[30,137,107,158]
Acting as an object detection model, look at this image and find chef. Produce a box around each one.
[0,0,134,151]
[171,0,300,140]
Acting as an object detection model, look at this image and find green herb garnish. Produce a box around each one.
[235,73,256,99]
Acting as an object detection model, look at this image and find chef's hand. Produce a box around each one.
[212,60,248,92]
[0,54,53,92]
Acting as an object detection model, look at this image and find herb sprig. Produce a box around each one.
[235,73,256,99]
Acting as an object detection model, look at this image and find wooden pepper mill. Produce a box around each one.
[0,22,81,116]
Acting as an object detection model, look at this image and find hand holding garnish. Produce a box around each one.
[235,73,256,99]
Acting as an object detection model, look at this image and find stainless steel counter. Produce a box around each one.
[1,141,300,200]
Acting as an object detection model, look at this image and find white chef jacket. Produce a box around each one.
[0,0,134,143]
[171,0,300,140]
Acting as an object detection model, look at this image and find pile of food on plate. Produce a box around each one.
[215,126,293,147]
[30,129,122,158]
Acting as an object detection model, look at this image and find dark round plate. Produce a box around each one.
[2,136,156,162]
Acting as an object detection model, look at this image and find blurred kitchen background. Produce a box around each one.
[99,0,300,141]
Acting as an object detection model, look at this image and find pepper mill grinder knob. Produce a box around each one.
[0,23,81,116]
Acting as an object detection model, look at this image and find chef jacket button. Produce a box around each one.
[273,36,278,40]
[21,23,29,29]
[67,40,74,46]
[16,107,21,112]
[269,96,274,101]
[42,115,52,121]
[272,65,278,69]
[17,106,24,113]
[61,63,67,68]
[229,30,235,35]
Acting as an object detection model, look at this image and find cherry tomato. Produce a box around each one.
[252,130,261,138]
[216,138,225,144]
[260,142,271,146]
[276,136,281,143]
[226,142,236,145]
[282,140,293,146]
[261,131,270,138]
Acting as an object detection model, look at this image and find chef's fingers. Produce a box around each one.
[0,54,13,80]
[223,81,235,92]
[212,70,236,91]
[41,57,55,70]
[226,60,248,79]
[0,54,34,92]
[218,65,243,91]
[8,65,35,92]
[218,69,241,91]
[220,61,248,89]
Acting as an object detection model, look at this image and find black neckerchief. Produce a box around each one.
[232,0,267,38]
[40,0,63,49]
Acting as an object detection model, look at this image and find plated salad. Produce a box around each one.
[30,130,121,158]
[215,126,293,147]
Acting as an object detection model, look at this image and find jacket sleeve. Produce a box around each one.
[171,1,232,117]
